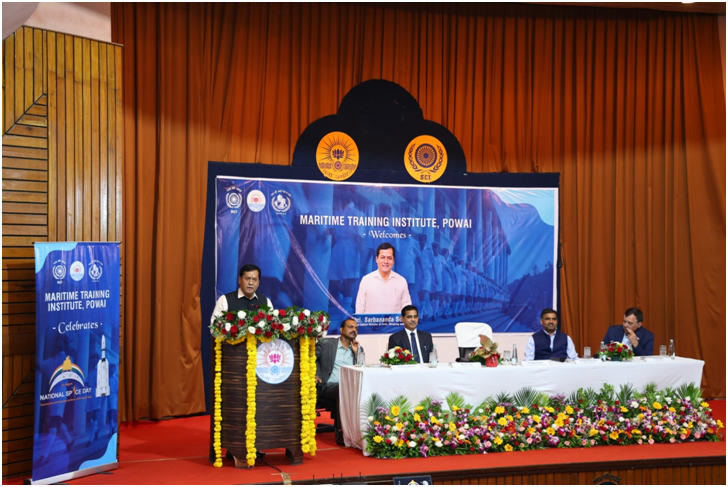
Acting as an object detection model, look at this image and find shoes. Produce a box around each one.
[335,431,345,446]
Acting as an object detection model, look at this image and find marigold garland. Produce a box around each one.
[212,338,223,467]
[245,335,258,466]
[300,336,312,453]
[308,337,318,456]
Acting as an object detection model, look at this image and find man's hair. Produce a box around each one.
[401,304,419,317]
[624,307,643,323]
[376,242,396,258]
[239,264,261,279]
[540,308,558,319]
[340,318,357,329]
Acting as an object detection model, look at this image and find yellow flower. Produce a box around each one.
[415,406,424,411]
[700,402,709,408]
[385,416,392,421]
[452,405,460,412]
[545,407,555,413]
[531,415,541,423]
[391,405,401,416]
[414,413,421,422]
[494,437,503,445]
[718,420,724,428]
[521,407,530,414]
[373,435,383,443]
[631,429,641,436]
[546,427,556,435]
[245,335,258,466]
[553,418,564,428]
[652,402,662,410]
[669,407,676,413]
[527,427,536,434]
[395,422,404,431]
[638,413,644,421]
[498,417,508,426]
[504,444,513,452]
[609,431,619,440]
[565,405,574,414]
[396,439,405,447]
[589,429,599,437]
[430,416,438,424]
[212,340,224,468]
[495,406,505,414]
[373,421,381,426]
[620,406,628,413]
[506,415,514,422]
[449,422,457,431]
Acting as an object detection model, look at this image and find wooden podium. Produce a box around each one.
[209,339,303,467]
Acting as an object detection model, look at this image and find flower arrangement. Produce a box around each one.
[380,346,416,365]
[469,335,500,365]
[363,383,723,459]
[210,306,328,468]
[600,341,634,361]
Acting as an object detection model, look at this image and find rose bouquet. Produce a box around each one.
[600,341,634,361]
[380,346,416,365]
[209,306,329,344]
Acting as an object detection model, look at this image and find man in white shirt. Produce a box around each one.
[211,264,273,322]
[355,243,411,314]
[523,308,578,361]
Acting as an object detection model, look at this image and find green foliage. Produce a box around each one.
[495,391,513,405]
[416,395,435,411]
[616,383,636,406]
[362,393,386,420]
[675,383,703,405]
[596,383,615,403]
[513,387,549,408]
[387,395,414,415]
[445,391,468,411]
[569,387,598,408]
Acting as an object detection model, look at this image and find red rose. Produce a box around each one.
[253,316,260,323]
[279,309,286,317]
[238,319,245,326]
[258,311,265,318]
[470,447,475,452]
[299,313,305,320]
[226,312,235,321]
[385,439,391,444]
[266,314,273,321]
[319,315,325,322]
[398,353,404,359]
[309,318,314,324]
[221,327,228,334]
[230,325,239,335]
[307,327,313,334]
[255,328,262,335]
[298,326,304,334]
[264,331,273,338]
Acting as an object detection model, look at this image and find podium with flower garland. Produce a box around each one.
[208,307,327,469]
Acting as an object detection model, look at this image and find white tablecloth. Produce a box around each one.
[338,357,705,453]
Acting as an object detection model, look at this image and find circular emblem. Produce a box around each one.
[52,263,66,281]
[88,260,103,281]
[404,135,448,183]
[69,261,85,281]
[316,131,359,181]
[271,190,291,213]
[256,339,294,385]
[226,191,243,209]
[247,190,266,212]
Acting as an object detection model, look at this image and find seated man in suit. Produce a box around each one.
[524,308,578,361]
[387,305,434,363]
[602,307,654,356]
[315,318,361,446]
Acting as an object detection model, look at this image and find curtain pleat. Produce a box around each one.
[112,3,725,420]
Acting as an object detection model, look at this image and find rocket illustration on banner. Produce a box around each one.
[96,335,110,397]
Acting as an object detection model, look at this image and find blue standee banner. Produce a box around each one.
[215,177,558,335]
[32,243,120,484]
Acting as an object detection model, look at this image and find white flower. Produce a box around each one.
[367,416,374,422]
[666,397,672,404]
[303,309,311,317]
[630,401,639,408]
[224,322,232,332]
[248,326,256,334]
[283,323,291,332]
[323,316,327,323]
[273,309,279,317]
[408,441,417,448]
[292,316,299,326]
[435,441,443,447]
[458,434,466,440]
[315,325,321,332]
[619,417,625,422]
[258,320,266,328]
[388,435,397,443]
[237,310,246,319]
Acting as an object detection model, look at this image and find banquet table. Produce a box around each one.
[338,357,705,453]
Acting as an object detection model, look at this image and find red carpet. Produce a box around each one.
[8,402,725,485]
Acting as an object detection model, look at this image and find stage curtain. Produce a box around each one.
[112,3,725,419]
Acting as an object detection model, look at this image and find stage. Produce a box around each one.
[8,402,725,485]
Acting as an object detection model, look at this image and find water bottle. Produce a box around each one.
[599,341,607,361]
[668,339,675,359]
[511,344,518,365]
[356,346,365,366]
[429,344,438,367]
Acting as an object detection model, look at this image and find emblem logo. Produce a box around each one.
[52,260,66,282]
[247,190,266,212]
[404,135,448,183]
[226,189,243,210]
[316,131,359,181]
[69,261,85,281]
[271,190,292,214]
[88,260,103,281]
[49,356,85,391]
[256,339,294,385]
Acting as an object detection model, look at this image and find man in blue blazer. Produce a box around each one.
[387,305,434,363]
[602,307,654,356]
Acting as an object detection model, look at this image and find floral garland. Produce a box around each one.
[364,383,723,459]
[212,339,223,467]
[210,306,327,468]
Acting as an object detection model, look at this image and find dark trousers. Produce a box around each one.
[318,381,342,438]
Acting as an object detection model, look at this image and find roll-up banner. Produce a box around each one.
[31,242,120,484]
[215,177,558,335]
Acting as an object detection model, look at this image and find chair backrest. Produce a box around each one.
[454,322,493,348]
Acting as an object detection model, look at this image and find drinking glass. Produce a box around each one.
[583,347,591,359]
[659,345,667,357]
[356,350,366,367]
[503,350,511,363]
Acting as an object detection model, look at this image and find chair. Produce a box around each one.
[454,322,493,361]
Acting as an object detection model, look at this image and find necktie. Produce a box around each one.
[410,332,420,363]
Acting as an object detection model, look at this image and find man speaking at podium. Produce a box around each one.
[211,264,273,321]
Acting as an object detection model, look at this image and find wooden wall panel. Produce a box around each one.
[1,26,123,480]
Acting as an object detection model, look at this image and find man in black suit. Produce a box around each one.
[602,307,654,356]
[315,318,360,446]
[387,305,434,363]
